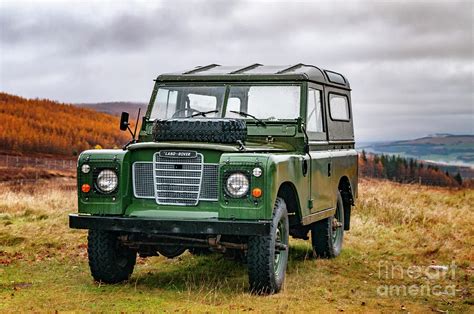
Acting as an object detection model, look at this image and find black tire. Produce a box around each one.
[156,246,186,259]
[247,197,289,295]
[311,191,344,258]
[87,230,136,284]
[152,118,247,144]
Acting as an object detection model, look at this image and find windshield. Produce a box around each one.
[226,85,300,120]
[149,84,301,120]
[150,86,226,120]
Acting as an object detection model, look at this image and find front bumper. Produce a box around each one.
[69,214,271,236]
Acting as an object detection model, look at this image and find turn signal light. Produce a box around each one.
[81,184,91,193]
[252,188,262,198]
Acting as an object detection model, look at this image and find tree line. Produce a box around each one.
[359,150,466,187]
[0,93,130,156]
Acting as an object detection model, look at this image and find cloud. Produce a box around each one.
[0,0,472,141]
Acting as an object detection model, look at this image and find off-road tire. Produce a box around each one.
[87,230,136,283]
[247,197,289,295]
[156,246,187,259]
[311,191,344,258]
[152,119,247,143]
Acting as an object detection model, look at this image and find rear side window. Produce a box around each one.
[329,94,350,121]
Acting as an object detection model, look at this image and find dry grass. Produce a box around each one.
[0,178,472,312]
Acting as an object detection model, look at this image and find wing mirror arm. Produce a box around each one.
[120,109,141,148]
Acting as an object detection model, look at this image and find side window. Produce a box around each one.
[307,88,324,133]
[329,94,350,121]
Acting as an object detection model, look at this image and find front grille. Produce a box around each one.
[132,152,219,205]
[201,164,219,200]
[133,162,154,198]
[154,152,203,206]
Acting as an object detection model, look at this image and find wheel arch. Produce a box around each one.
[337,175,354,230]
[277,181,302,227]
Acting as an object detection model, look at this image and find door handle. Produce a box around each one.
[327,163,331,177]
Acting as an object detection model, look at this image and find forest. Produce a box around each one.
[358,150,466,187]
[0,93,130,156]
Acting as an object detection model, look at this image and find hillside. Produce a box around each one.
[0,93,130,156]
[76,101,148,117]
[361,134,474,166]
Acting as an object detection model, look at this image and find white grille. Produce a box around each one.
[132,158,219,204]
[154,152,203,206]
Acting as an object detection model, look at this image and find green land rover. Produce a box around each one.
[69,64,358,294]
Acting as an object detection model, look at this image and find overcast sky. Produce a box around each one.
[0,0,472,141]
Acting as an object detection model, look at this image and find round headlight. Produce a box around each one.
[252,167,262,177]
[225,173,249,198]
[81,164,91,174]
[96,169,118,193]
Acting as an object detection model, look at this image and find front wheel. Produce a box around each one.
[88,230,136,283]
[247,197,289,294]
[311,190,344,258]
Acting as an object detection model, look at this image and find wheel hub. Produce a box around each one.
[332,218,343,231]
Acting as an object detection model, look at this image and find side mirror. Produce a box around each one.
[120,112,129,131]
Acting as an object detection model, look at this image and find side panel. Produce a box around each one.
[309,150,333,212]
[325,86,354,141]
[331,149,358,202]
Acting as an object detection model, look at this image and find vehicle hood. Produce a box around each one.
[127,141,294,153]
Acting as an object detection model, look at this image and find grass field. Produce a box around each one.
[0,179,472,312]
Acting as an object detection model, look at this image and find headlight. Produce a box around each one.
[225,172,249,198]
[96,169,118,193]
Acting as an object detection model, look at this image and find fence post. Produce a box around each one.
[418,176,422,185]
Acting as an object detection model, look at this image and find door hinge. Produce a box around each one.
[308,199,314,209]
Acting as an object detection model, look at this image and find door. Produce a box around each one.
[306,84,333,212]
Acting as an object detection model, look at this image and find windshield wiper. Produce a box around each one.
[230,110,266,126]
[187,110,219,118]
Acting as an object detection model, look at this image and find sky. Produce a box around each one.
[0,0,472,141]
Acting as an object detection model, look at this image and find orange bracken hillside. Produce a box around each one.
[0,93,131,156]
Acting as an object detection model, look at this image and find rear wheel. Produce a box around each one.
[311,191,344,258]
[88,230,136,283]
[247,197,289,294]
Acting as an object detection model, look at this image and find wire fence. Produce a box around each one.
[0,154,76,171]
[0,154,76,189]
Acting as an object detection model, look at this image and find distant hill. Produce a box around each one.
[77,101,148,117]
[361,134,474,168]
[0,93,130,156]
